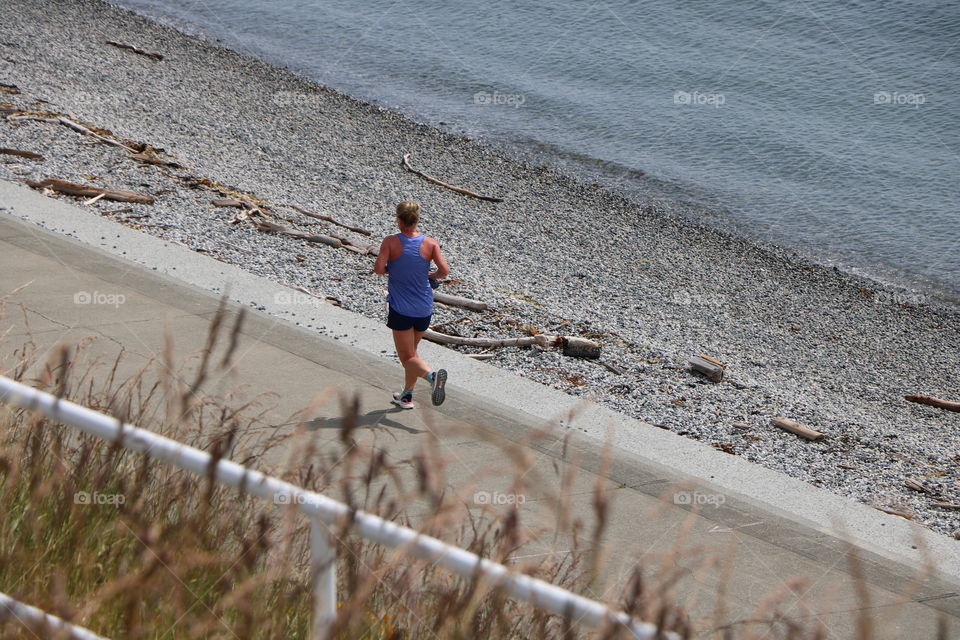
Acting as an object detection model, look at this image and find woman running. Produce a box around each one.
[373,201,449,409]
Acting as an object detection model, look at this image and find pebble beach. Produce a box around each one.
[1,0,958,538]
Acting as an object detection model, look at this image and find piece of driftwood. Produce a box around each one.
[212,198,245,208]
[688,356,724,382]
[106,40,164,61]
[905,478,934,494]
[424,329,599,358]
[249,217,341,247]
[286,204,372,236]
[328,233,376,254]
[402,153,503,202]
[904,394,960,413]
[130,150,182,168]
[58,117,137,152]
[874,505,913,520]
[291,286,323,299]
[598,361,624,375]
[0,148,44,160]
[26,178,154,204]
[563,338,601,359]
[465,353,495,360]
[932,502,960,511]
[700,354,726,368]
[7,113,58,124]
[771,416,824,441]
[433,291,488,311]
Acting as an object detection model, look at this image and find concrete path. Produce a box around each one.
[1,180,958,638]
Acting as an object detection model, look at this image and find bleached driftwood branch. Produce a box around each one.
[402,153,503,202]
[248,217,342,248]
[57,117,138,153]
[424,329,599,358]
[904,394,960,413]
[286,204,372,236]
[433,291,487,311]
[771,416,824,441]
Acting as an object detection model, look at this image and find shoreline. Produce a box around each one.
[1,0,958,539]
[104,0,960,308]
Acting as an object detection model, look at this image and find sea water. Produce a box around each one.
[112,0,960,303]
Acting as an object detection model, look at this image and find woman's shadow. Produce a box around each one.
[304,407,425,434]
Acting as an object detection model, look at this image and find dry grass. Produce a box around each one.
[0,300,950,639]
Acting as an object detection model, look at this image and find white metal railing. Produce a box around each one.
[0,375,672,640]
[0,591,110,640]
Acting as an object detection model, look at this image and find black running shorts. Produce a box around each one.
[386,306,431,332]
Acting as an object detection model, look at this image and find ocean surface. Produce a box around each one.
[111,0,960,302]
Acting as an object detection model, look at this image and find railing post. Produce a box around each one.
[310,518,337,640]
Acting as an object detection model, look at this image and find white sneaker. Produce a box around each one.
[391,391,414,409]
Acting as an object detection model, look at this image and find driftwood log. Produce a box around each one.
[57,117,137,152]
[905,478,934,494]
[433,291,488,311]
[688,355,724,382]
[26,178,154,204]
[286,204,372,236]
[874,505,913,520]
[904,394,960,413]
[212,198,245,207]
[424,329,599,358]
[328,234,377,254]
[0,148,44,161]
[130,150,182,168]
[402,153,503,202]
[106,40,164,61]
[249,217,341,247]
[771,416,824,441]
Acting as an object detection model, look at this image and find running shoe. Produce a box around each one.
[391,391,414,410]
[430,369,447,406]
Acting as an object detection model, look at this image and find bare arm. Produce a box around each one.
[373,236,396,275]
[427,238,450,280]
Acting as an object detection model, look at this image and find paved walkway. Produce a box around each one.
[1,181,958,638]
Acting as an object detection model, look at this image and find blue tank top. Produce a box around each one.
[387,234,434,317]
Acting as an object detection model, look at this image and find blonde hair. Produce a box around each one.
[396,201,420,228]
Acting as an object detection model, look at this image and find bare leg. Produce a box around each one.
[392,329,429,392]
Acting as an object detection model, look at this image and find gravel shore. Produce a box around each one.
[1,0,958,536]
